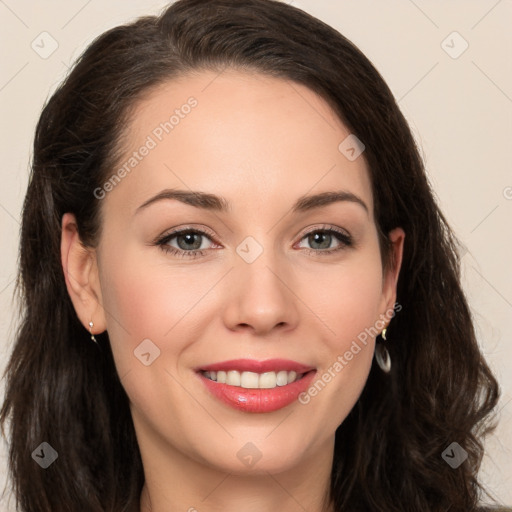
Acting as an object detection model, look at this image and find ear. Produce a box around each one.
[60,212,107,336]
[379,227,405,322]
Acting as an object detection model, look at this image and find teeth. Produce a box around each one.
[226,370,241,386]
[276,370,288,386]
[202,370,304,389]
[240,371,259,389]
[259,372,277,389]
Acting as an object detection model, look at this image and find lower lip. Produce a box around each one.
[198,371,316,413]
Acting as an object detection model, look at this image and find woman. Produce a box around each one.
[0,0,507,510]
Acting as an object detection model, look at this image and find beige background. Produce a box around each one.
[0,0,510,508]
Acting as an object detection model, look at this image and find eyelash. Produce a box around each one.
[154,225,353,260]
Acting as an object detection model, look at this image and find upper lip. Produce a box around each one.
[197,358,315,374]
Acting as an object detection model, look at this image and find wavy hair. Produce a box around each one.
[0,0,503,510]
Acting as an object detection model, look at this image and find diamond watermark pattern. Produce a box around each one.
[338,134,365,161]
[134,338,161,366]
[32,442,58,469]
[236,442,262,467]
[441,441,468,469]
[31,32,59,59]
[441,31,468,59]
[236,236,264,264]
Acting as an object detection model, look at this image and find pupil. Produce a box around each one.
[310,232,331,250]
[178,233,201,250]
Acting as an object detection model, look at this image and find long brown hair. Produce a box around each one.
[0,0,502,510]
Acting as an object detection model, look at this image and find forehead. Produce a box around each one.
[106,69,373,219]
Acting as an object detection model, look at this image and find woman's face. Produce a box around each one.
[68,70,404,475]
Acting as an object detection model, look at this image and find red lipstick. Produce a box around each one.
[196,359,316,413]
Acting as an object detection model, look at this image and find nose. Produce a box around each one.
[222,247,300,336]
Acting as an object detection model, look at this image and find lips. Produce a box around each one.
[195,359,316,413]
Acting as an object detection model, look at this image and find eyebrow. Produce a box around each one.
[135,188,369,215]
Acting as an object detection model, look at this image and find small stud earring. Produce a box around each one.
[89,321,98,344]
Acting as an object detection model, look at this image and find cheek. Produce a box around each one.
[97,245,219,375]
[96,249,211,434]
[295,251,383,421]
[306,251,384,351]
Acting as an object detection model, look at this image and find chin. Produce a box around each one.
[192,431,319,476]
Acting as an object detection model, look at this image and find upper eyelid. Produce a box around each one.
[156,225,217,242]
[296,223,350,239]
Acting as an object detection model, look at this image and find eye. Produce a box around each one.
[155,228,217,259]
[296,225,353,255]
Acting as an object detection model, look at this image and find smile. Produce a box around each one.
[196,359,316,413]
[202,370,304,389]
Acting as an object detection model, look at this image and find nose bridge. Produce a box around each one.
[223,234,298,334]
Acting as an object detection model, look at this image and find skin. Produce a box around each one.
[61,70,404,512]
